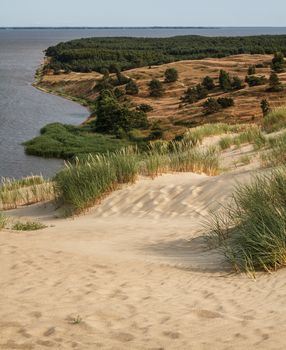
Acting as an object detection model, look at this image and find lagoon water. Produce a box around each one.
[1,27,286,179]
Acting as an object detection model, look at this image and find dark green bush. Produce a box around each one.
[149,79,164,97]
[164,68,179,83]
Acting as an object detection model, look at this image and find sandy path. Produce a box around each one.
[1,171,286,349]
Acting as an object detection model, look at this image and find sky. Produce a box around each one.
[0,0,285,27]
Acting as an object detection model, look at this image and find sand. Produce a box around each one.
[1,168,286,349]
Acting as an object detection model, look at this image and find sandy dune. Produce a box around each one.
[1,169,286,349]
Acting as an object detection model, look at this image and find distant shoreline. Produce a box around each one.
[2,26,286,30]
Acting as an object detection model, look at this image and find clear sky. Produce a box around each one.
[0,0,285,27]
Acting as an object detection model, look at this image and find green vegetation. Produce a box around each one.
[219,126,266,150]
[0,175,54,210]
[181,84,208,104]
[0,212,7,229]
[44,35,286,73]
[267,72,283,92]
[149,79,164,97]
[12,221,47,231]
[136,104,153,113]
[125,79,139,95]
[164,68,179,83]
[207,168,286,274]
[219,70,243,91]
[245,75,267,87]
[262,132,286,167]
[271,52,285,73]
[247,65,256,75]
[261,99,270,116]
[54,142,220,215]
[24,122,131,159]
[183,123,243,145]
[217,97,235,108]
[203,98,221,114]
[262,106,286,133]
[94,90,148,134]
[202,76,215,90]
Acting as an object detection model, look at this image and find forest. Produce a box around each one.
[45,35,286,73]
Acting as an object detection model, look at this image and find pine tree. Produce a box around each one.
[271,52,285,73]
[202,76,215,90]
[268,72,283,92]
[219,70,232,91]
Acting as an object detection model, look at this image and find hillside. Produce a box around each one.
[38,54,286,131]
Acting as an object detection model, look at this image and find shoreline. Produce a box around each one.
[32,60,92,124]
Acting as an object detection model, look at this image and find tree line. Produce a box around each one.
[45,35,286,73]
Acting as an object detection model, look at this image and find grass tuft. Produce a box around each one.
[262,106,286,133]
[207,168,286,274]
[12,221,47,231]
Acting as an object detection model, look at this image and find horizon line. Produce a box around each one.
[1,26,286,29]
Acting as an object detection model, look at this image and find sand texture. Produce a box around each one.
[1,169,286,349]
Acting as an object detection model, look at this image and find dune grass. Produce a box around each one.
[219,126,266,150]
[207,168,286,275]
[0,176,55,210]
[0,212,7,230]
[261,132,286,167]
[183,123,243,146]
[12,221,47,231]
[55,140,220,215]
[262,106,286,133]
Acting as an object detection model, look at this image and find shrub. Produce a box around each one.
[136,104,153,113]
[217,97,234,108]
[219,70,232,91]
[231,76,244,90]
[267,72,283,92]
[247,65,256,75]
[125,80,139,95]
[203,98,222,115]
[181,84,208,104]
[207,168,286,274]
[245,75,267,87]
[202,76,215,90]
[149,79,164,97]
[94,90,148,133]
[261,99,270,116]
[164,68,178,83]
[12,221,47,231]
[196,84,208,100]
[262,106,286,133]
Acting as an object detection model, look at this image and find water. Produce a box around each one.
[1,27,286,179]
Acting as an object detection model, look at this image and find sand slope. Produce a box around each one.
[1,170,286,349]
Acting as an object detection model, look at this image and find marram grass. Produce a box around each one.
[55,141,220,215]
[0,176,55,210]
[206,168,286,275]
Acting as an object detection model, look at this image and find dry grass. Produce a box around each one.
[0,176,55,210]
[39,54,286,129]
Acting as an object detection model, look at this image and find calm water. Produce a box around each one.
[1,27,286,179]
